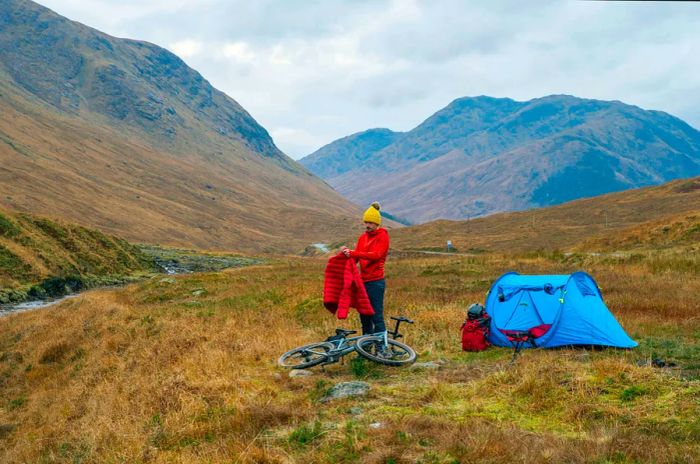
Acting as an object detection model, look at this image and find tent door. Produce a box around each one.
[501,290,545,331]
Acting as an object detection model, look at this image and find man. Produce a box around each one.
[340,202,390,340]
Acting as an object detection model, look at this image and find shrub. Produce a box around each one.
[0,213,21,238]
[0,245,35,280]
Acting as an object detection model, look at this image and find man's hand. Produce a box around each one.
[340,246,351,257]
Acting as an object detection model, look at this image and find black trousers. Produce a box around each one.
[361,279,386,335]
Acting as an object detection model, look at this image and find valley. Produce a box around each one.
[0,1,698,463]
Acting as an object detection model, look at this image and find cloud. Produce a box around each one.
[270,127,327,157]
[221,42,256,63]
[37,0,700,158]
[169,39,203,58]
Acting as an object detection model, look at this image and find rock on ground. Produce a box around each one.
[410,361,441,370]
[321,381,370,402]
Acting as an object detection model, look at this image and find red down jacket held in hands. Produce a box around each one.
[323,254,375,319]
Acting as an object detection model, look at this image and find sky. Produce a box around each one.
[39,0,700,159]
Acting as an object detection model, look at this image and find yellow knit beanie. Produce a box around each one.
[363,202,382,225]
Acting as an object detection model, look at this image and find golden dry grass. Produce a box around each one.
[0,85,366,254]
[390,177,700,253]
[577,211,700,251]
[1,251,698,463]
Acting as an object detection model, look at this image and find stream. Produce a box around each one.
[0,248,262,317]
[0,294,80,317]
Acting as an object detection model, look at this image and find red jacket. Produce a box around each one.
[349,227,390,282]
[323,254,375,319]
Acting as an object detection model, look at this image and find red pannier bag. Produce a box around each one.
[461,313,491,352]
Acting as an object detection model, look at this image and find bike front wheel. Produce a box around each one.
[355,336,417,366]
[278,342,334,369]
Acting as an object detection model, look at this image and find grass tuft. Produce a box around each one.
[288,421,325,447]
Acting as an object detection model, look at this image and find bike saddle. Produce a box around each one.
[391,316,414,324]
[335,328,357,337]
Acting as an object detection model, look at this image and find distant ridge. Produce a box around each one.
[389,176,700,253]
[301,95,700,223]
[301,128,403,180]
[0,0,364,252]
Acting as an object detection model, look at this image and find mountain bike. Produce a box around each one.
[278,316,417,368]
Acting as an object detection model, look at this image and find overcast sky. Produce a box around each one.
[39,0,700,159]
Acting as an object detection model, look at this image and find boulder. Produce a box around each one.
[410,361,441,370]
[320,381,370,403]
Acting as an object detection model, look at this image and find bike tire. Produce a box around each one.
[355,336,417,366]
[278,342,334,369]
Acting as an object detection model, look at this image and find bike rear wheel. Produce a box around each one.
[355,336,417,366]
[278,342,334,369]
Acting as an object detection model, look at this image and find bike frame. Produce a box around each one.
[321,334,364,364]
[320,319,410,365]
[280,316,415,369]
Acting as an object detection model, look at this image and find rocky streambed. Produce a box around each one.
[142,245,261,275]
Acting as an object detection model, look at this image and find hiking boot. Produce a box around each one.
[375,343,392,359]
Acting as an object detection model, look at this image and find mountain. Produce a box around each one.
[301,95,700,223]
[389,176,700,253]
[301,128,403,180]
[0,0,363,253]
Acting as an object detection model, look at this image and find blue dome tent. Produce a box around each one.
[486,272,637,350]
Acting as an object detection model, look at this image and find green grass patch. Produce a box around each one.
[349,357,384,379]
[293,296,323,327]
[0,245,36,282]
[620,385,647,401]
[8,396,26,410]
[288,421,324,447]
[0,213,21,238]
[633,336,700,379]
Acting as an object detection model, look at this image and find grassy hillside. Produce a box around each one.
[0,87,364,253]
[0,207,155,303]
[0,251,698,462]
[576,212,700,251]
[0,0,364,253]
[390,177,700,253]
